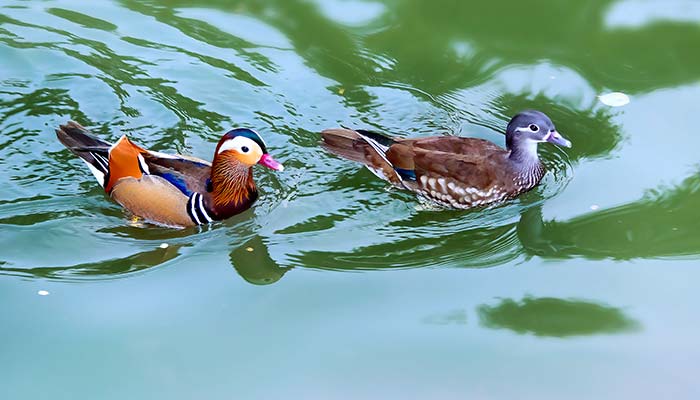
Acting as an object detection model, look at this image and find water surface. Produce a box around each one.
[2,0,700,398]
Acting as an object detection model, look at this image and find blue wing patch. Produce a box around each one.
[160,172,192,196]
[395,168,416,181]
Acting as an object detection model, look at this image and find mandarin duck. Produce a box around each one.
[321,110,571,209]
[56,122,284,228]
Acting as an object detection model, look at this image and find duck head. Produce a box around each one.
[215,128,284,171]
[209,128,283,212]
[506,110,571,162]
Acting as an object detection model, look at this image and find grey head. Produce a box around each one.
[505,110,571,162]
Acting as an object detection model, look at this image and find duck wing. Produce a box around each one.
[141,151,212,196]
[386,137,513,206]
[387,137,506,182]
[404,135,505,155]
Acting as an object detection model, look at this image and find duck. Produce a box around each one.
[56,122,284,228]
[321,110,571,209]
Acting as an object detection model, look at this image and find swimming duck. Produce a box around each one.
[57,122,284,227]
[321,110,570,208]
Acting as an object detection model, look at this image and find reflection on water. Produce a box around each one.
[478,296,640,337]
[520,173,700,260]
[230,235,291,285]
[0,244,184,281]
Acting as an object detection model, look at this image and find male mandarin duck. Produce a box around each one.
[321,110,571,208]
[56,122,284,228]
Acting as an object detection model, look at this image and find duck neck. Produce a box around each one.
[508,136,541,166]
[507,137,545,187]
[208,155,258,218]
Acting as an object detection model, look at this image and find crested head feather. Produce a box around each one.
[217,128,268,154]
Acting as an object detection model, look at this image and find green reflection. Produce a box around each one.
[366,0,700,94]
[520,173,700,260]
[147,0,700,95]
[478,296,640,337]
[230,235,291,285]
[47,8,118,31]
[286,167,700,275]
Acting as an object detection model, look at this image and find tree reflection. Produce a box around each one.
[477,296,640,337]
[140,0,700,95]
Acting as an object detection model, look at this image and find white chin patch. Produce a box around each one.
[523,138,540,156]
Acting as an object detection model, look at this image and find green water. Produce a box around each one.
[2,0,700,398]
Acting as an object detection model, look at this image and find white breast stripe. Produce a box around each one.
[189,194,202,225]
[196,193,213,223]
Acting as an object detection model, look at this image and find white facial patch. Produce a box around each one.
[217,136,260,155]
[521,138,540,157]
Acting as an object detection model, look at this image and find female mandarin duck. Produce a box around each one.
[57,122,284,227]
[321,110,571,208]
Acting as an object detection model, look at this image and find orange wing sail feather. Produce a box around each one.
[105,136,148,193]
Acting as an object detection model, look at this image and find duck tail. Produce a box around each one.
[321,127,403,184]
[56,121,112,187]
[320,128,367,164]
[320,128,395,164]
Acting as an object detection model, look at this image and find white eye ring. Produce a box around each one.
[529,124,539,132]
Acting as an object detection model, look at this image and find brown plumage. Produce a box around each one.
[56,122,284,228]
[321,111,571,209]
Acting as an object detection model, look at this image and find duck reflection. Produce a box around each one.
[519,172,700,259]
[268,170,700,279]
[229,235,292,285]
[0,244,183,281]
[477,296,640,337]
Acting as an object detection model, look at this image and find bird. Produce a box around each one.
[321,110,571,209]
[56,122,284,228]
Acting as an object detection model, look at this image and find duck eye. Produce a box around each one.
[241,146,249,153]
[529,124,539,132]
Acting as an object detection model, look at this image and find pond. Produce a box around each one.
[1,0,699,398]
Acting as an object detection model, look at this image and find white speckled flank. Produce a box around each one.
[412,174,515,209]
[428,177,437,189]
[437,177,447,192]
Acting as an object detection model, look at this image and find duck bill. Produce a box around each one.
[258,153,284,171]
[546,130,572,148]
